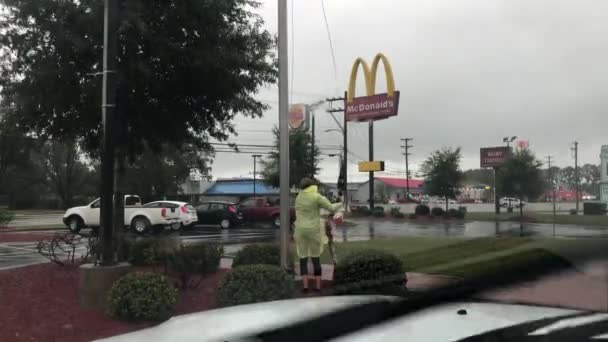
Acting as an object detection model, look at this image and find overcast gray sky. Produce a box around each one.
[211,0,608,182]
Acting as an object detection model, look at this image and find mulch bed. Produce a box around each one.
[0,263,229,342]
[0,232,57,243]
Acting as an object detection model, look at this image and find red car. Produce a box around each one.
[238,197,295,228]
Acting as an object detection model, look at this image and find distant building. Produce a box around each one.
[202,178,280,203]
[353,177,425,203]
[543,187,591,202]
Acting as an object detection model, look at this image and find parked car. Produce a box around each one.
[500,197,525,208]
[62,195,180,234]
[142,201,198,229]
[238,197,295,228]
[196,201,242,229]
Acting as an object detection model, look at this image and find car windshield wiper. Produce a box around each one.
[252,245,606,342]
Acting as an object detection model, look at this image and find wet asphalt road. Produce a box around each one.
[2,218,608,270]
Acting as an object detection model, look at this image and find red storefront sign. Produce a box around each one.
[480,147,512,168]
[345,91,400,122]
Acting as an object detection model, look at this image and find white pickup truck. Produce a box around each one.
[62,195,180,234]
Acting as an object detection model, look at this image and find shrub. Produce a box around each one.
[333,249,406,296]
[445,208,461,219]
[107,272,178,321]
[414,204,430,216]
[431,207,445,217]
[408,213,417,219]
[217,264,294,307]
[128,237,178,266]
[357,206,371,216]
[390,207,405,218]
[232,244,280,268]
[167,242,224,289]
[0,210,14,229]
[373,211,385,218]
[583,202,607,215]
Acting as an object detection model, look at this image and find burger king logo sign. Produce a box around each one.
[289,104,307,130]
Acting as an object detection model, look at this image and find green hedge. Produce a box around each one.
[415,204,430,216]
[128,237,178,266]
[583,202,607,215]
[0,210,14,228]
[333,249,406,296]
[107,272,178,321]
[167,242,223,289]
[217,264,294,307]
[232,244,280,268]
[431,207,445,217]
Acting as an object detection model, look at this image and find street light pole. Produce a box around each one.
[252,154,262,197]
[277,0,290,270]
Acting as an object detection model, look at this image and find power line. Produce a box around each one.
[320,0,338,87]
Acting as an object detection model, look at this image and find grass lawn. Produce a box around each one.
[466,212,608,227]
[322,236,606,279]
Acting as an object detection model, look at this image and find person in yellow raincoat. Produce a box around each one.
[294,178,342,292]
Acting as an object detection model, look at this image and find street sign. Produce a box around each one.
[480,147,512,168]
[359,161,385,172]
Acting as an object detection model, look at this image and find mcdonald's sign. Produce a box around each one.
[345,53,400,122]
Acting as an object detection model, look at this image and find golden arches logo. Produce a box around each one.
[347,53,396,104]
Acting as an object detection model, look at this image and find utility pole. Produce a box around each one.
[307,100,325,175]
[369,121,374,210]
[277,0,289,269]
[546,155,556,217]
[572,141,580,213]
[252,154,262,197]
[100,0,119,265]
[311,113,315,174]
[326,94,347,211]
[400,138,413,200]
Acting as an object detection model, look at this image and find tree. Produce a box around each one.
[121,143,211,203]
[420,148,464,211]
[557,166,576,191]
[496,148,544,217]
[463,168,494,187]
[0,0,276,163]
[261,127,320,189]
[35,141,97,209]
[580,164,600,196]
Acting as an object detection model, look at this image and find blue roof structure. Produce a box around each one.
[204,179,279,196]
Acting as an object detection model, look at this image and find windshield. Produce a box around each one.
[1,0,607,341]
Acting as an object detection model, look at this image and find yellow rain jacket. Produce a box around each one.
[293,185,342,258]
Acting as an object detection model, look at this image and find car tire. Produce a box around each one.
[272,215,281,228]
[171,222,183,232]
[220,219,231,229]
[67,215,83,233]
[132,217,151,235]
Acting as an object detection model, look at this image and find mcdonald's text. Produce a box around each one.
[345,91,400,122]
